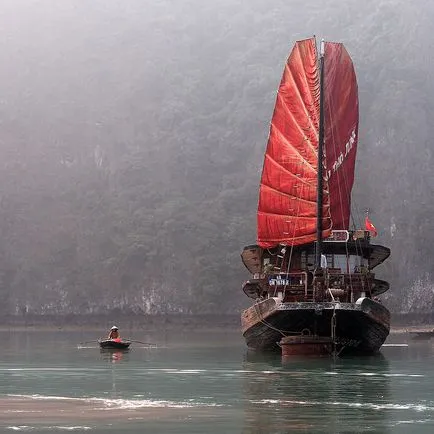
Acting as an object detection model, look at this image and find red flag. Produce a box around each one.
[365,216,378,237]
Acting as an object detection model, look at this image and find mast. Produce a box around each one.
[315,39,325,269]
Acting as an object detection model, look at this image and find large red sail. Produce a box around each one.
[323,42,358,230]
[257,38,358,248]
[257,38,329,248]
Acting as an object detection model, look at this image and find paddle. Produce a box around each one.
[125,339,156,346]
[78,340,98,345]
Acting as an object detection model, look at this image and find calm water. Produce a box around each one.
[0,329,433,433]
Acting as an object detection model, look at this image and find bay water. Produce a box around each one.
[0,329,433,433]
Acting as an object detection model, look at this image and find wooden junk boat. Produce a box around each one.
[240,37,391,357]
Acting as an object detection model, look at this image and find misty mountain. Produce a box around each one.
[0,0,433,317]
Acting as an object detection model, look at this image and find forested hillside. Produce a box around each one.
[0,0,432,317]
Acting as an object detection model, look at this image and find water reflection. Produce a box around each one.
[98,349,131,400]
[99,348,130,364]
[242,352,391,433]
[405,338,434,360]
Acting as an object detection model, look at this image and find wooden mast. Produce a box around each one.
[315,39,325,270]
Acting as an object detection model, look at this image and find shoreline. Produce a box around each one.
[0,313,241,331]
[0,313,431,333]
[0,324,432,334]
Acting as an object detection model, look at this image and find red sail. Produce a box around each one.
[257,38,358,248]
[323,42,359,230]
[257,38,328,248]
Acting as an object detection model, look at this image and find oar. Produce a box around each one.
[78,340,98,346]
[125,339,156,346]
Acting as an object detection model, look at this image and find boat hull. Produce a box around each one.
[241,297,390,355]
[98,339,131,350]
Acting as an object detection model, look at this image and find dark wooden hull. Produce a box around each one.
[241,297,390,356]
[98,339,131,350]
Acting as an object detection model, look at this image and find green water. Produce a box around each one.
[0,329,433,433]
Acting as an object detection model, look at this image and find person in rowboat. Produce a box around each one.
[108,326,120,340]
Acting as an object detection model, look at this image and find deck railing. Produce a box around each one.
[267,270,373,303]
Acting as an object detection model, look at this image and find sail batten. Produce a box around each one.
[282,64,319,150]
[260,184,318,204]
[262,153,316,185]
[257,37,358,248]
[270,114,318,170]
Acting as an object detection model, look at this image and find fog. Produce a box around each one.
[0,0,432,319]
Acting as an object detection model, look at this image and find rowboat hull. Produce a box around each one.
[98,339,131,350]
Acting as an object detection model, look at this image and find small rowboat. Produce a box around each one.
[98,339,131,350]
[279,335,333,358]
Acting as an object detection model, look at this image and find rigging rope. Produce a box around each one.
[326,83,370,300]
[282,158,307,294]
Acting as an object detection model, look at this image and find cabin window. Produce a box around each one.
[262,257,273,273]
[287,252,301,270]
[332,255,364,273]
[301,252,315,270]
[301,253,333,270]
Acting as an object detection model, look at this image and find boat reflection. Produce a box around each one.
[242,351,391,433]
[99,348,130,364]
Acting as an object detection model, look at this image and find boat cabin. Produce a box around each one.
[241,230,390,304]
